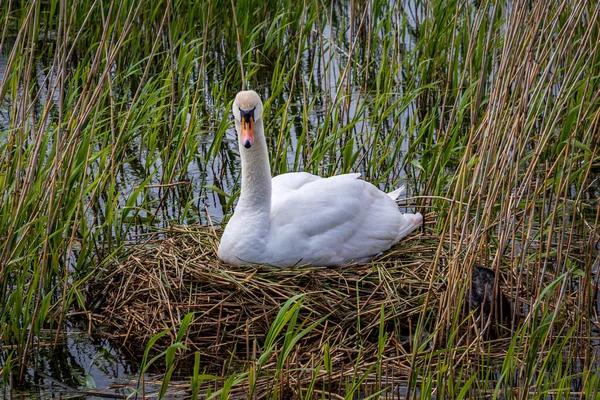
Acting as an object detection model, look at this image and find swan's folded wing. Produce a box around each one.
[271,172,323,191]
[271,172,361,212]
[269,174,397,264]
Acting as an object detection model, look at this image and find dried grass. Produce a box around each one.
[86,199,599,394]
[87,218,444,370]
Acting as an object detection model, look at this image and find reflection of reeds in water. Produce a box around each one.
[0,0,599,397]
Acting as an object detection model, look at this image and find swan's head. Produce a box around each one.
[232,90,263,149]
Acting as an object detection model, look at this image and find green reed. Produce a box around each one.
[1,0,599,397]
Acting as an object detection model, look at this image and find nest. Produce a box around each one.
[87,222,448,377]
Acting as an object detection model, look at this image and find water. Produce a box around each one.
[0,7,411,397]
[2,329,138,399]
[1,1,599,397]
[0,2,423,230]
[0,3,426,394]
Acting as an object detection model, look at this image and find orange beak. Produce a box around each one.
[241,117,254,148]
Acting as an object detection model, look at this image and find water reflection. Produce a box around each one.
[2,330,138,399]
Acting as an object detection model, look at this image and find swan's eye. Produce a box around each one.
[239,107,256,123]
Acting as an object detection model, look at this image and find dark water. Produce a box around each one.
[2,330,138,399]
[0,1,424,231]
[1,2,598,398]
[0,8,420,396]
[0,37,424,400]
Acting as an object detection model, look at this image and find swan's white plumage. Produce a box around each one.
[217,90,423,267]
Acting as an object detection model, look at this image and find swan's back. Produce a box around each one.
[265,173,422,266]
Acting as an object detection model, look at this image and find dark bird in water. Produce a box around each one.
[467,265,513,334]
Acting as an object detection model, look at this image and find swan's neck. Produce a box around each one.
[237,120,271,217]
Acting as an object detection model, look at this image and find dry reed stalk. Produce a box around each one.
[83,208,592,393]
[417,1,600,396]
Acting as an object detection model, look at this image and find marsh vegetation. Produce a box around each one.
[1,0,599,398]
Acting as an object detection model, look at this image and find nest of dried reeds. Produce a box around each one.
[86,221,445,371]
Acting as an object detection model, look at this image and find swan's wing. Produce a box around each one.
[271,174,362,234]
[269,174,411,265]
[271,172,357,212]
[271,172,323,197]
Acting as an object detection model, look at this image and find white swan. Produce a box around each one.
[217,90,423,267]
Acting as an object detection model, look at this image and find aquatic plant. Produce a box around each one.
[0,0,598,397]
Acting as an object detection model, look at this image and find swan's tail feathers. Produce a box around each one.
[387,185,406,200]
[395,212,423,242]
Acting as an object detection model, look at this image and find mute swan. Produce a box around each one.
[217,90,423,267]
